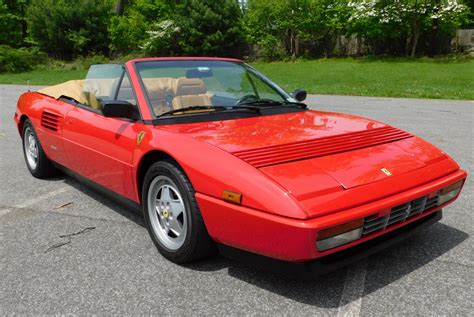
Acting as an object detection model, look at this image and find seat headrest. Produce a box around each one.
[175,77,207,96]
[142,77,176,98]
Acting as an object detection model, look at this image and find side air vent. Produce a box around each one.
[41,111,61,132]
[233,126,412,168]
[362,194,440,236]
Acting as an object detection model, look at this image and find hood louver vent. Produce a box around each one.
[233,126,412,168]
[41,111,62,132]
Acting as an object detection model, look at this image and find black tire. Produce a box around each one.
[142,160,216,263]
[22,119,58,178]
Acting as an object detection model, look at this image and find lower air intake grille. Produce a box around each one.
[362,194,439,236]
[425,196,439,210]
[362,214,389,235]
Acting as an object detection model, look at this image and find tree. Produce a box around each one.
[0,0,29,47]
[109,0,171,54]
[114,0,127,15]
[346,0,470,56]
[140,0,245,57]
[176,0,244,57]
[243,0,350,59]
[27,0,113,59]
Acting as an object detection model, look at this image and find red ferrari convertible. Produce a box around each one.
[15,57,467,271]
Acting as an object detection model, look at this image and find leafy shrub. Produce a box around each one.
[128,0,244,57]
[27,0,113,60]
[346,0,471,56]
[0,0,27,47]
[142,19,181,56]
[73,55,111,69]
[176,0,244,57]
[109,0,171,54]
[0,45,47,73]
[243,0,350,60]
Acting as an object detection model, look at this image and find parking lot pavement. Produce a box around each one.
[1,85,473,315]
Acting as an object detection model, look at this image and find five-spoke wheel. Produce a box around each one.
[148,177,187,250]
[142,160,215,263]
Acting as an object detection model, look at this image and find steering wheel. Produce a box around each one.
[234,94,258,106]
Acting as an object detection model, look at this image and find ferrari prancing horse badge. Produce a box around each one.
[137,131,146,146]
[380,168,392,176]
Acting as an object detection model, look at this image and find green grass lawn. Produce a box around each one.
[253,58,474,100]
[0,58,473,100]
[0,69,87,86]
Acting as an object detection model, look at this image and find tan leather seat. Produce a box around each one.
[172,77,211,110]
[142,77,176,115]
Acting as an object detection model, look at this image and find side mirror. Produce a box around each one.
[101,100,134,119]
[291,89,307,102]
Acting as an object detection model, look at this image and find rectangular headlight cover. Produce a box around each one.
[317,227,363,251]
[438,187,461,205]
[438,180,463,205]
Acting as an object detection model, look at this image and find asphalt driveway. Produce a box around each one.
[1,85,473,315]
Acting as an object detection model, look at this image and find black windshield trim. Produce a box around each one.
[152,107,307,125]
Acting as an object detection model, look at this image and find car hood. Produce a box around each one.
[160,110,452,216]
[159,110,388,152]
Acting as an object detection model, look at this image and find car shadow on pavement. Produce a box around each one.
[63,177,145,226]
[61,176,468,309]
[185,222,468,308]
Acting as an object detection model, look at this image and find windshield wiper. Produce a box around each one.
[156,105,226,118]
[228,105,262,113]
[238,99,307,109]
[156,105,263,118]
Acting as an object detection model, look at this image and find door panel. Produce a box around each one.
[62,106,141,201]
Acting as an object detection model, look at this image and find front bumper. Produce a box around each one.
[219,210,442,276]
[196,169,466,262]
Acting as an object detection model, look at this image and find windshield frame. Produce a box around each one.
[132,59,304,124]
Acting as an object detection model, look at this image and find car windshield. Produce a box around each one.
[135,60,294,117]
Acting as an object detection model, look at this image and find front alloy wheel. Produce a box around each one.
[148,176,187,250]
[142,160,215,263]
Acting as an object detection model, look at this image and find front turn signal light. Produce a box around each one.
[317,219,364,251]
[222,190,242,204]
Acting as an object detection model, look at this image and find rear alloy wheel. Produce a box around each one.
[142,160,216,263]
[22,119,58,178]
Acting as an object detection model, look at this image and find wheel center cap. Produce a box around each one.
[162,208,169,219]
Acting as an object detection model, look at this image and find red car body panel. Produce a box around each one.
[14,57,467,263]
[158,110,386,153]
[197,169,465,261]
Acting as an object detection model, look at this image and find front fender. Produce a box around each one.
[133,128,309,219]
